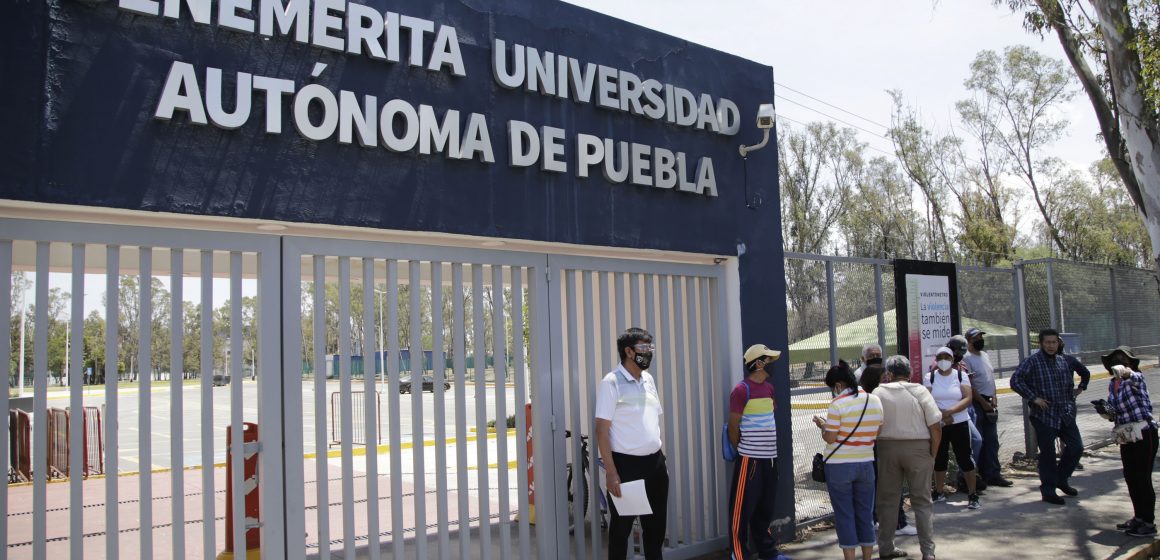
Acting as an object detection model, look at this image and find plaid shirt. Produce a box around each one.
[1011,350,1076,429]
[1107,372,1156,428]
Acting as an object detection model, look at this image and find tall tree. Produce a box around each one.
[839,157,928,259]
[963,46,1078,255]
[1001,0,1160,280]
[889,91,960,260]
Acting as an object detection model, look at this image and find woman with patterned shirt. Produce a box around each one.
[1101,346,1157,537]
[813,361,883,560]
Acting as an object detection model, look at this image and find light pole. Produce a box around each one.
[374,287,386,393]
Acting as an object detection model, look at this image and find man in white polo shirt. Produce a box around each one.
[595,327,668,560]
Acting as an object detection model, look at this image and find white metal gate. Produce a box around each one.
[547,255,731,560]
[3,219,733,559]
[1,218,285,560]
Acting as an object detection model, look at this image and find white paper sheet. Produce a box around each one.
[609,479,652,516]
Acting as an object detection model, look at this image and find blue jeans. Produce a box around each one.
[973,402,1002,480]
[825,461,877,549]
[1030,415,1082,495]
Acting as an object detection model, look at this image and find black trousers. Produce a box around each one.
[934,421,975,473]
[608,450,669,560]
[1121,427,1159,523]
[729,456,779,560]
[1031,416,1082,495]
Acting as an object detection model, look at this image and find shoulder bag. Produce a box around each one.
[812,394,869,483]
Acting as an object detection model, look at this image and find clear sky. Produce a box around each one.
[563,0,1105,171]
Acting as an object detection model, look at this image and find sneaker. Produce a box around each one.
[1118,517,1142,531]
[895,524,918,536]
[967,494,980,510]
[1127,522,1157,537]
[1057,484,1078,497]
[932,491,946,503]
[986,477,1014,487]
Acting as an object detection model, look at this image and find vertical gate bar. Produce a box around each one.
[1013,264,1035,457]
[826,261,838,366]
[510,267,532,560]
[615,272,626,332]
[106,245,121,560]
[656,275,678,547]
[472,264,493,560]
[338,257,356,560]
[139,247,154,559]
[644,275,655,334]
[258,242,286,560]
[607,271,617,380]
[451,263,470,560]
[385,260,404,559]
[312,256,332,559]
[33,241,48,560]
[0,240,9,553]
[1046,261,1057,329]
[564,269,584,559]
[630,272,642,328]
[874,264,887,351]
[712,276,731,534]
[430,261,451,560]
[409,259,429,558]
[491,265,512,559]
[534,257,566,559]
[1110,267,1122,347]
[169,248,185,558]
[229,252,245,560]
[200,250,215,560]
[588,271,606,559]
[361,259,382,560]
[69,244,85,559]
[671,276,692,543]
[685,276,706,542]
[580,271,596,554]
[283,250,308,560]
[698,277,719,535]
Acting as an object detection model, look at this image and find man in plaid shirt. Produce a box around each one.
[1011,328,1084,505]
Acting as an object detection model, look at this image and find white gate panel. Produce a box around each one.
[547,255,731,560]
[280,237,557,560]
[0,218,284,560]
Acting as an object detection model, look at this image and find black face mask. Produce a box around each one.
[971,339,985,351]
[633,352,653,370]
[865,357,883,367]
[763,362,777,376]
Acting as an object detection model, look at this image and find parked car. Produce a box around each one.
[399,375,450,394]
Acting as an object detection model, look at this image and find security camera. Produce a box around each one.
[739,103,776,157]
[756,104,776,129]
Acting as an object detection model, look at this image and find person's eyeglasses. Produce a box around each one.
[633,343,655,352]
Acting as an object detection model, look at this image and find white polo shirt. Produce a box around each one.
[594,364,664,456]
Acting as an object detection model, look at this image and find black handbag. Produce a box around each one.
[811,395,869,483]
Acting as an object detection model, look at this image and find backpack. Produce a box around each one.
[722,381,751,462]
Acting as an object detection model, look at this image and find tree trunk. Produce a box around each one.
[1090,0,1160,286]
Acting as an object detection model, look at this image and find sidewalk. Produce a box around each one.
[775,445,1159,560]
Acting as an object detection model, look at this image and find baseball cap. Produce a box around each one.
[934,346,954,358]
[965,327,986,338]
[744,344,782,365]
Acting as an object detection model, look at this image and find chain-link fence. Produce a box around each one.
[786,255,1160,525]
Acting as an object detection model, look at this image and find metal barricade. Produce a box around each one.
[9,409,31,482]
[46,407,69,479]
[329,391,382,447]
[83,406,104,476]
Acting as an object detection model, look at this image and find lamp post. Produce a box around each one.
[374,287,386,392]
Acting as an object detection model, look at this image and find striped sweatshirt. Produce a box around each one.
[823,389,883,463]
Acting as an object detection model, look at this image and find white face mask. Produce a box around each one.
[937,359,953,371]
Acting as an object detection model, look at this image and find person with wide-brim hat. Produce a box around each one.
[1102,345,1142,372]
[1100,345,1157,537]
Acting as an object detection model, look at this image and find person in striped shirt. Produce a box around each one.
[727,344,788,560]
[812,361,883,560]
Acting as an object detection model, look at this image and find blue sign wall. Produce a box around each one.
[2,0,778,257]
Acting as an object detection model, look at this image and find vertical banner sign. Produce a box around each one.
[905,274,952,376]
[893,260,960,378]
